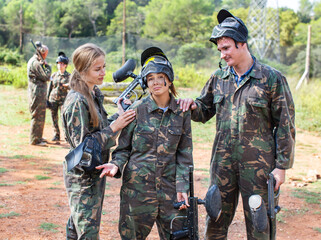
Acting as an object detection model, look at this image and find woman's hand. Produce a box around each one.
[110,109,136,133]
[96,163,119,178]
[177,192,190,210]
[117,97,132,115]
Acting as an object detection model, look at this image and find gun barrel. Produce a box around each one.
[30,39,44,62]
[189,165,194,197]
[113,59,136,82]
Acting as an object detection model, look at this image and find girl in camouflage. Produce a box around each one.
[61,43,136,239]
[97,47,193,240]
[47,52,70,142]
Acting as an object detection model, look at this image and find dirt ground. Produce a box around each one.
[0,121,321,239]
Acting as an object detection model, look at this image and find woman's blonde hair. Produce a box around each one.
[70,43,105,127]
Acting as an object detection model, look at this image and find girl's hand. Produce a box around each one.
[96,163,119,178]
[177,192,190,210]
[110,109,136,133]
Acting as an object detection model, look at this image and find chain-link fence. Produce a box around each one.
[23,33,220,73]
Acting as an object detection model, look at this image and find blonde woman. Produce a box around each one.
[62,43,135,239]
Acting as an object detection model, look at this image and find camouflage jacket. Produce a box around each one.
[111,94,193,193]
[27,55,51,83]
[191,59,295,170]
[62,85,119,163]
[48,71,70,105]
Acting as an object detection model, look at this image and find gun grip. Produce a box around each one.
[121,100,130,111]
[173,201,185,209]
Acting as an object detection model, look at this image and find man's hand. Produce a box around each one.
[177,98,197,112]
[177,192,190,210]
[271,168,286,191]
[96,163,119,178]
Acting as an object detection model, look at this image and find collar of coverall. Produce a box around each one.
[147,93,180,115]
[219,56,263,80]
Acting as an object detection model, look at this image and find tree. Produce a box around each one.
[2,0,33,48]
[143,0,213,43]
[279,9,299,47]
[221,0,250,10]
[60,0,90,38]
[106,0,144,36]
[83,0,107,36]
[298,0,313,23]
[30,0,56,36]
[313,0,321,20]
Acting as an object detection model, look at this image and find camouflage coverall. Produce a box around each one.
[27,54,51,144]
[62,86,119,240]
[111,94,193,240]
[191,59,295,240]
[47,71,70,139]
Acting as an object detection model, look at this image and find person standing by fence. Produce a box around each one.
[27,41,51,146]
[47,52,70,142]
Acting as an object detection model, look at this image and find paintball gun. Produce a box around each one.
[30,39,45,62]
[112,59,147,110]
[170,166,222,240]
[249,173,281,240]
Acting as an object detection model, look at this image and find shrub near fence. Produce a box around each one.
[0,64,28,88]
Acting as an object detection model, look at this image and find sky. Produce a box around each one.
[277,0,300,11]
[267,0,300,12]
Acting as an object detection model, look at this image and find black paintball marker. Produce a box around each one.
[249,173,281,240]
[170,166,222,240]
[112,59,147,110]
[30,39,45,62]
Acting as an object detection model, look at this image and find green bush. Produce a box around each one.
[175,65,209,89]
[176,43,210,65]
[0,47,21,66]
[0,64,28,88]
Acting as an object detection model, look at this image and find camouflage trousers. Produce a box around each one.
[119,186,186,240]
[49,101,62,137]
[28,81,47,144]
[63,162,106,240]
[205,143,277,240]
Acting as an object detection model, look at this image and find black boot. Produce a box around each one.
[52,135,60,141]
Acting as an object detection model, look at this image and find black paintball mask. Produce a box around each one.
[210,9,248,69]
[210,9,248,45]
[56,51,69,65]
[141,47,174,87]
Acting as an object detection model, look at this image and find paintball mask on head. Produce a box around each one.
[35,41,46,54]
[56,52,69,65]
[210,9,248,45]
[141,47,174,86]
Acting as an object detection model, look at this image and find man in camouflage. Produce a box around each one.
[178,9,295,239]
[27,42,51,146]
[47,52,70,142]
